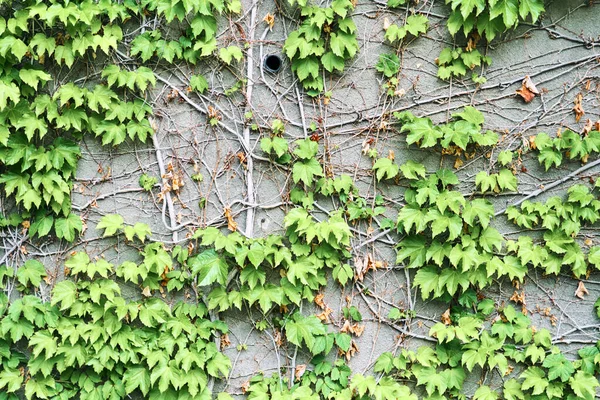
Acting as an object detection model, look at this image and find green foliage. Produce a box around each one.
[283,0,358,94]
[532,130,600,170]
[395,106,498,151]
[384,14,428,44]
[438,0,544,81]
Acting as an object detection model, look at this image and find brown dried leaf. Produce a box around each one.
[453,157,463,169]
[316,307,333,322]
[516,76,539,103]
[141,286,152,297]
[263,13,275,29]
[575,281,589,299]
[441,308,452,326]
[220,333,231,350]
[510,290,525,305]
[574,93,585,122]
[294,364,306,381]
[241,381,250,394]
[224,207,237,232]
[314,293,326,309]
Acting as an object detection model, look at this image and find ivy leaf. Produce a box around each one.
[321,51,345,73]
[285,313,327,351]
[124,366,151,396]
[537,148,562,170]
[413,266,441,299]
[51,280,77,310]
[543,353,574,382]
[29,331,57,360]
[97,214,124,237]
[479,227,504,252]
[463,199,494,228]
[473,385,498,400]
[490,0,518,27]
[19,69,51,89]
[400,160,426,180]
[503,379,524,400]
[520,366,548,395]
[54,213,83,242]
[17,260,46,287]
[219,46,243,65]
[497,168,517,192]
[401,117,443,148]
[373,157,399,181]
[375,53,400,78]
[0,80,20,111]
[569,371,599,400]
[404,14,429,36]
[329,32,358,58]
[190,74,209,93]
[292,158,323,186]
[123,222,152,243]
[191,249,228,286]
[518,0,544,22]
[0,368,23,393]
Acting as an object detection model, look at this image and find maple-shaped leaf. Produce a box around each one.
[292,158,323,185]
[54,213,83,242]
[321,51,345,73]
[373,157,399,181]
[0,80,20,111]
[97,214,124,237]
[19,69,51,89]
[519,0,544,22]
[130,33,156,61]
[0,367,23,393]
[569,371,599,400]
[490,0,519,27]
[402,117,442,147]
[405,14,429,36]
[191,249,228,286]
[17,260,46,287]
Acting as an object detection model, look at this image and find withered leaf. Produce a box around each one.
[224,207,237,232]
[574,93,585,123]
[516,76,539,103]
[575,281,589,299]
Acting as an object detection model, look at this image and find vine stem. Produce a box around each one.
[495,157,600,216]
[242,1,258,239]
[151,130,178,242]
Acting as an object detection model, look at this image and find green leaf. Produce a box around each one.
[191,249,228,286]
[404,14,429,36]
[463,199,494,228]
[400,160,426,180]
[569,371,599,400]
[453,106,484,126]
[17,260,46,287]
[520,366,548,395]
[473,385,498,400]
[97,214,124,237]
[375,53,400,78]
[19,69,51,89]
[329,31,358,58]
[292,158,323,185]
[285,313,327,351]
[190,74,209,93]
[543,353,574,382]
[124,367,151,396]
[479,227,504,252]
[0,80,20,111]
[0,368,23,393]
[51,280,77,310]
[321,51,346,73]
[490,0,518,27]
[123,222,152,243]
[219,46,243,64]
[401,117,442,148]
[518,0,544,22]
[497,168,517,192]
[373,157,399,181]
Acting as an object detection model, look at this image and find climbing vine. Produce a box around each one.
[1,0,600,399]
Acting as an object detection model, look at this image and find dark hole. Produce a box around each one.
[264,54,282,73]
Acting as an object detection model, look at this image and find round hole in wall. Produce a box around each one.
[263,54,282,73]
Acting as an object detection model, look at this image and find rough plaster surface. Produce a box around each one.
[3,0,600,398]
